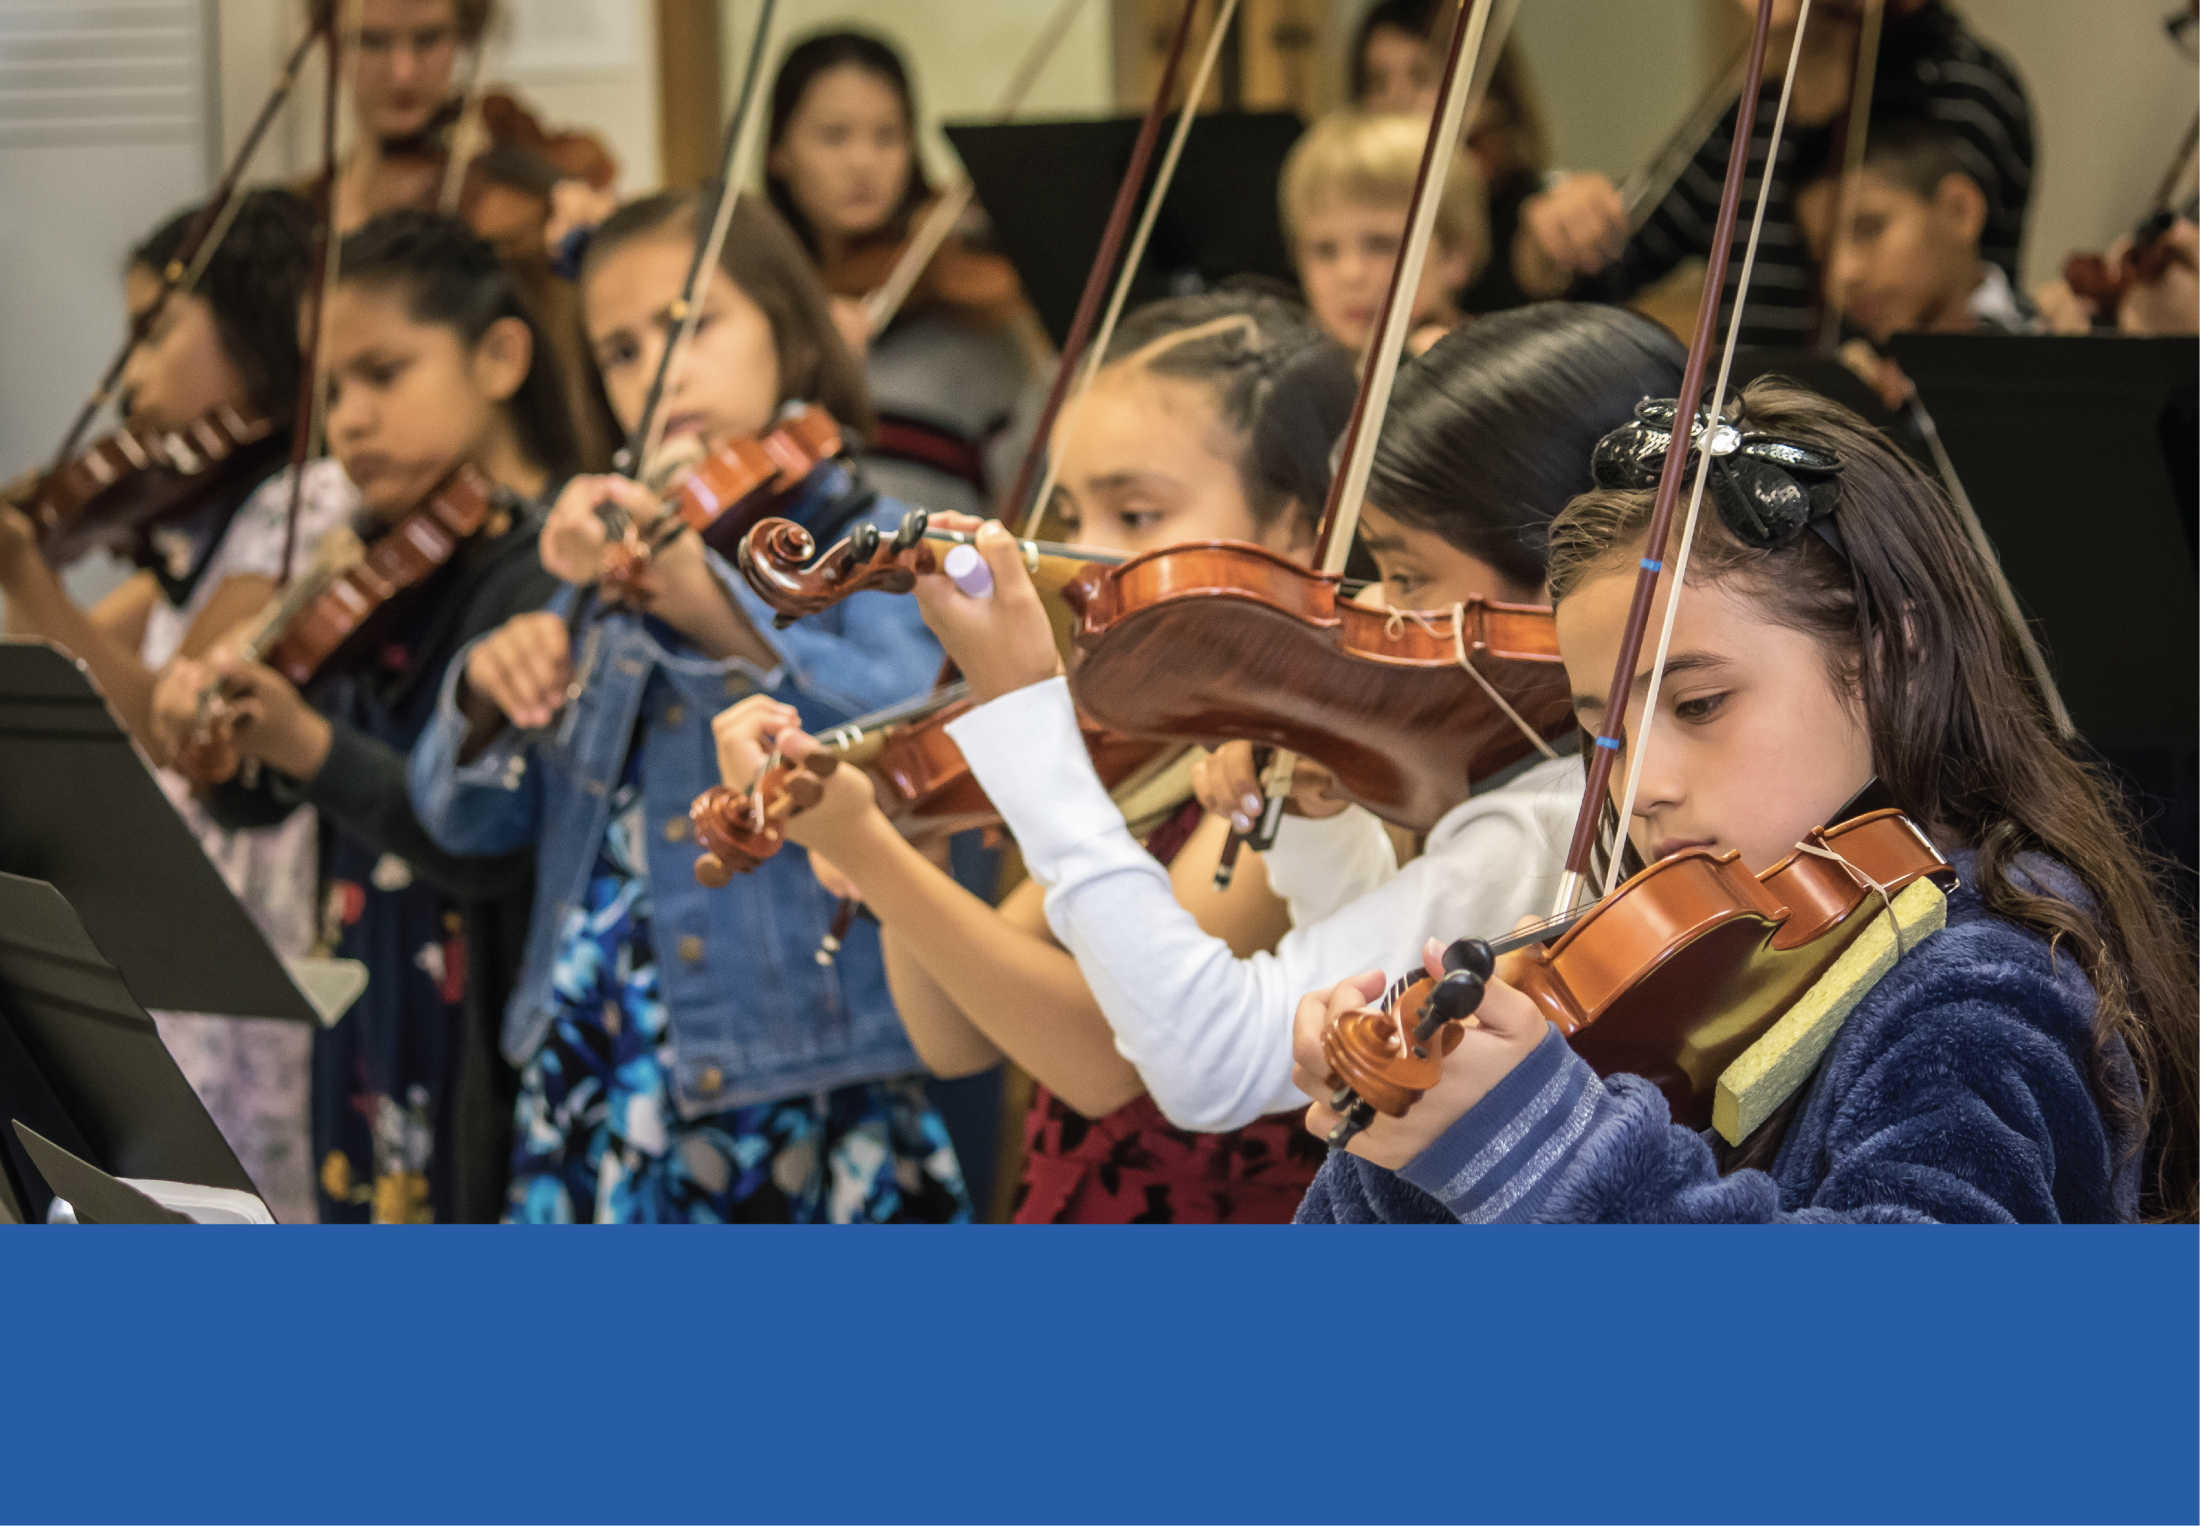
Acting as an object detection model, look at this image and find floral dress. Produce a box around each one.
[140,459,358,1225]
[508,749,969,1224]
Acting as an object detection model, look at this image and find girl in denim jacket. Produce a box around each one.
[409,191,967,1223]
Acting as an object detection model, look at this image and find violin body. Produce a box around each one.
[22,402,283,569]
[265,464,495,687]
[599,407,844,603]
[173,466,496,787]
[820,210,1026,329]
[689,697,1178,884]
[362,90,615,249]
[1328,810,1955,1136]
[2062,211,2186,321]
[676,406,843,557]
[1060,542,1573,834]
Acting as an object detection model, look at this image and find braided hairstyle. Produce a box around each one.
[337,209,578,479]
[1100,290,1357,541]
[130,189,315,422]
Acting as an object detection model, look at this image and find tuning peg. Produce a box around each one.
[1442,937,1494,978]
[891,508,928,552]
[1328,1085,1357,1112]
[850,520,880,562]
[1325,1098,1377,1149]
[1414,969,1485,1045]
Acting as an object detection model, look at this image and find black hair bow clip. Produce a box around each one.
[1590,397,1845,550]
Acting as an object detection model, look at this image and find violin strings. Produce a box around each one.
[817,682,974,749]
[1598,2,1814,903]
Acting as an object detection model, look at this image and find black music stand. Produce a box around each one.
[1891,334,2199,885]
[948,111,1305,349]
[0,871,261,1222]
[0,640,313,1022]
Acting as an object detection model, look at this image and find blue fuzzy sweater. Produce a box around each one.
[1296,855,2140,1224]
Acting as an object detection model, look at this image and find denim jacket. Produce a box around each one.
[408,463,943,1117]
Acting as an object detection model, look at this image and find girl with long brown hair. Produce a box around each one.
[1291,376,2197,1223]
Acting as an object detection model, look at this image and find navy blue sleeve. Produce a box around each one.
[1356,918,2123,1225]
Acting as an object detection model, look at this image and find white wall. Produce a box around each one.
[1962,0,2197,291]
[1,0,218,608]
[1510,0,1717,183]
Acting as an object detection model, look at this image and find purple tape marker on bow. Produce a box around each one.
[944,542,993,598]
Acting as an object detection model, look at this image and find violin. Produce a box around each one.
[1317,809,1955,1142]
[735,507,1111,613]
[597,405,843,603]
[1058,543,1570,835]
[173,464,498,785]
[14,402,285,570]
[357,90,615,253]
[820,208,1027,334]
[688,682,1179,886]
[729,509,1570,834]
[2062,210,2193,324]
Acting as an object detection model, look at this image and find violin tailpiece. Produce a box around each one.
[1711,877,1948,1146]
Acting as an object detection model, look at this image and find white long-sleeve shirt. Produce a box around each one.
[947,677,1582,1132]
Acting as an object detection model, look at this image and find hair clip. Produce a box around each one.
[1591,397,1845,550]
[550,224,594,283]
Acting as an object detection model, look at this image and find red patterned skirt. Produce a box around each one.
[1011,1085,1326,1223]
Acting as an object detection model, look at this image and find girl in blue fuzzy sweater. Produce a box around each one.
[1293,376,2198,1225]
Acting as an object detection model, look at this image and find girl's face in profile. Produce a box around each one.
[1355,500,1541,611]
[1045,366,1309,563]
[584,231,783,453]
[118,271,250,435]
[1556,547,1874,874]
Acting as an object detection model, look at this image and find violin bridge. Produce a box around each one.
[1711,878,1949,1146]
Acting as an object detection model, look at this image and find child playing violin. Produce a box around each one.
[150,210,569,1223]
[1294,377,2199,1224]
[717,291,1352,1221]
[765,31,1040,521]
[713,303,1686,1219]
[1,188,334,1223]
[406,191,968,1224]
[1280,109,1485,355]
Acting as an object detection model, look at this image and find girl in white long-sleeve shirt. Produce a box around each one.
[720,304,1686,1201]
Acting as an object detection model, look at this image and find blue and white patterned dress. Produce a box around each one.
[507,750,969,1224]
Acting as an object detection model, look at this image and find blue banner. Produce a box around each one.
[0,1226,2191,1523]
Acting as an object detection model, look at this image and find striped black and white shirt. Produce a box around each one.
[1591,1,2034,349]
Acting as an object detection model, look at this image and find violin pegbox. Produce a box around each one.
[737,509,938,628]
[1318,937,1493,1147]
[689,751,840,887]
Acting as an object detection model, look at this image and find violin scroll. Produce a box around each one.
[690,751,840,887]
[2061,212,2186,321]
[735,509,936,627]
[1318,939,1495,1147]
